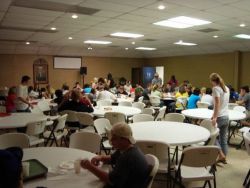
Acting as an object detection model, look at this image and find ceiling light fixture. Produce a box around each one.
[132,41,135,45]
[110,32,144,38]
[234,34,250,39]
[84,40,112,44]
[68,37,73,40]
[213,35,219,38]
[135,47,156,51]
[239,23,246,27]
[25,41,30,45]
[125,48,129,50]
[72,14,78,19]
[153,16,211,28]
[87,45,93,50]
[174,40,197,46]
[51,27,57,30]
[157,0,166,10]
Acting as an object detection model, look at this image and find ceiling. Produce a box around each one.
[1,0,250,58]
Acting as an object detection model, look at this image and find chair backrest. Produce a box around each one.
[37,100,50,112]
[104,112,126,125]
[142,108,155,115]
[149,96,161,107]
[26,120,47,136]
[55,114,68,131]
[207,129,219,146]
[118,101,132,107]
[76,112,94,126]
[197,101,210,108]
[164,113,185,122]
[133,114,154,123]
[0,105,6,113]
[181,146,220,167]
[145,154,160,188]
[60,110,78,122]
[138,96,143,103]
[0,133,30,149]
[228,103,238,110]
[243,132,250,155]
[136,141,170,164]
[155,106,166,121]
[200,119,216,133]
[94,118,112,135]
[132,102,145,111]
[97,99,112,107]
[31,105,43,114]
[233,106,246,113]
[177,97,188,109]
[69,132,101,154]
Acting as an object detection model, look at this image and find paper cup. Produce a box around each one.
[74,159,81,174]
[22,162,30,177]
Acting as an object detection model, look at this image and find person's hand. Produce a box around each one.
[29,103,34,109]
[90,156,102,166]
[211,117,217,127]
[80,159,92,169]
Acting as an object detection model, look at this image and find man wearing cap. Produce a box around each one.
[80,122,149,188]
[152,72,162,87]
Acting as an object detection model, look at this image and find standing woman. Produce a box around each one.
[210,73,230,163]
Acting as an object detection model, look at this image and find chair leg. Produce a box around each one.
[208,180,212,188]
[243,169,250,186]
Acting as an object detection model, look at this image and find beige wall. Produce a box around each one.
[0,54,144,89]
[144,53,236,88]
[240,51,250,87]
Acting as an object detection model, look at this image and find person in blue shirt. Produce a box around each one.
[187,88,201,109]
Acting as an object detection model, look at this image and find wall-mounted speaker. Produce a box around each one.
[80,67,87,75]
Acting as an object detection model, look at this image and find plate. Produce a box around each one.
[58,161,74,170]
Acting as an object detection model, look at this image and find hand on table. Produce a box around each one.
[80,159,92,170]
[90,156,103,166]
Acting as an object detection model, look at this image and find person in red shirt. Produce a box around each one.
[5,87,17,113]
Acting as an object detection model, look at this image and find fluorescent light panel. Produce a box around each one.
[110,32,144,38]
[84,40,112,44]
[234,34,250,39]
[135,47,156,50]
[174,40,197,46]
[154,16,211,28]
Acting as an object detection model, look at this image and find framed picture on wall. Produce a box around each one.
[33,63,48,84]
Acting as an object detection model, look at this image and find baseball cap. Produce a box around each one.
[154,72,159,77]
[110,122,136,144]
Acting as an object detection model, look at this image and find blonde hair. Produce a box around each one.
[209,73,227,92]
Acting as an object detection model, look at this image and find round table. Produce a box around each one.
[93,106,141,117]
[0,113,48,129]
[130,121,210,146]
[116,97,134,103]
[23,147,103,188]
[182,108,246,121]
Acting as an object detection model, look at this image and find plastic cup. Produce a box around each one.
[22,162,30,177]
[74,159,81,174]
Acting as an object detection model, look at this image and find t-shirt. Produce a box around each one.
[107,146,149,188]
[187,94,200,109]
[239,93,250,111]
[151,90,162,98]
[97,90,116,101]
[175,92,188,108]
[152,78,162,86]
[201,94,214,105]
[58,100,94,113]
[15,85,29,110]
[212,86,229,117]
[6,94,16,113]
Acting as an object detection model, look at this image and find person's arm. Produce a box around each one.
[212,96,220,126]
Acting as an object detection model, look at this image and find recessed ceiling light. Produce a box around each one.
[135,47,156,51]
[88,46,93,50]
[68,37,73,40]
[234,34,250,39]
[110,32,144,38]
[132,41,135,45]
[239,23,246,27]
[72,14,78,19]
[174,40,197,46]
[125,48,129,50]
[25,41,30,45]
[158,4,165,10]
[51,27,57,30]
[213,35,219,38]
[153,16,211,28]
[84,40,112,44]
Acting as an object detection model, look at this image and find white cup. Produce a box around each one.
[22,162,30,177]
[74,159,81,174]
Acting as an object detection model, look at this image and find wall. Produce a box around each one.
[0,54,144,89]
[144,52,236,88]
[240,51,250,86]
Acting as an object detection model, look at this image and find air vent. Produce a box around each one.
[109,45,120,48]
[12,0,100,15]
[0,26,57,33]
[143,39,156,41]
[197,28,219,33]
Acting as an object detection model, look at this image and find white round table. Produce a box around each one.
[23,147,103,188]
[0,113,48,129]
[93,106,141,117]
[182,108,246,121]
[130,121,210,146]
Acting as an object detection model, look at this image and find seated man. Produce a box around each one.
[81,123,150,188]
[237,86,250,127]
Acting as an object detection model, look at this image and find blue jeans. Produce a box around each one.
[216,116,229,155]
